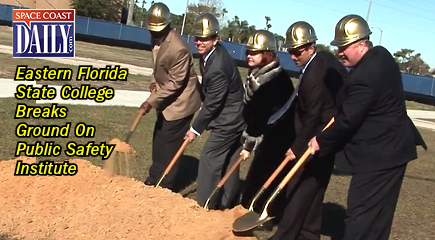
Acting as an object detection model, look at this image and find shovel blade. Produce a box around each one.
[232,211,275,233]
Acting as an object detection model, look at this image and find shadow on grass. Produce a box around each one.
[172,155,199,193]
[321,202,346,240]
[404,174,435,183]
[332,167,352,176]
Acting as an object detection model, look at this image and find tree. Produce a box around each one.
[220,15,255,43]
[394,48,415,65]
[315,44,332,53]
[70,0,124,22]
[265,16,271,30]
[197,0,227,26]
[274,33,285,50]
[176,0,226,35]
[169,14,184,32]
[394,49,430,75]
[131,1,155,27]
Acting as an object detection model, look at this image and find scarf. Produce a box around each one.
[244,58,283,104]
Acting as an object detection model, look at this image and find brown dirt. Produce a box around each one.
[0,157,257,240]
[104,138,138,177]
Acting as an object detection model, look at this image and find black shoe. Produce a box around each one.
[259,221,274,232]
[144,178,155,187]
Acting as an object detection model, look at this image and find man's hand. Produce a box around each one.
[149,82,157,92]
[308,137,320,155]
[139,101,152,115]
[184,130,197,143]
[286,148,296,161]
[240,149,251,160]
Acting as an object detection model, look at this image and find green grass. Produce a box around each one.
[0,53,153,91]
[1,25,435,239]
[1,97,435,240]
[406,100,435,111]
[0,27,250,80]
[1,97,207,179]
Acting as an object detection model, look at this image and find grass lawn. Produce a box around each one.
[0,53,153,91]
[1,25,435,240]
[0,27,249,80]
[1,96,434,240]
[406,100,435,111]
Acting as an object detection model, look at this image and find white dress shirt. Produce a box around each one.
[190,46,217,136]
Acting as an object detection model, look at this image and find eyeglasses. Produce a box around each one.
[288,48,306,57]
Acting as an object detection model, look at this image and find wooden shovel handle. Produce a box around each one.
[322,117,335,132]
[277,117,335,189]
[129,112,143,132]
[263,154,293,188]
[163,139,190,175]
[262,117,335,188]
[216,155,244,188]
[132,89,156,131]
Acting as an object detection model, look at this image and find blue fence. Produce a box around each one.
[1,3,434,103]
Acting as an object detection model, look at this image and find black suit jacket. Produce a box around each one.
[191,43,246,134]
[243,66,295,139]
[317,46,427,173]
[291,51,346,158]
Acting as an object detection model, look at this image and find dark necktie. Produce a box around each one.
[199,58,205,76]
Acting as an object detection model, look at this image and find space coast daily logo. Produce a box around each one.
[12,9,75,58]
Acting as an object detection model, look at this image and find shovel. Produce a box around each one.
[155,138,190,188]
[125,112,144,143]
[232,118,335,233]
[203,154,245,210]
[247,149,295,212]
[105,89,157,176]
[104,111,144,176]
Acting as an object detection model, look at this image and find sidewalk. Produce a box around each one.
[1,78,435,131]
[0,45,153,76]
[1,78,149,107]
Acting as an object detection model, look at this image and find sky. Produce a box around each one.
[142,0,435,69]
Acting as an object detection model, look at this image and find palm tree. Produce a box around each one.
[265,16,271,30]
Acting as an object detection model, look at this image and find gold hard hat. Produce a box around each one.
[144,2,171,32]
[246,29,277,52]
[282,21,317,49]
[331,14,372,47]
[191,13,220,37]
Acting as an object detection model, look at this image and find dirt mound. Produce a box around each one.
[0,157,256,240]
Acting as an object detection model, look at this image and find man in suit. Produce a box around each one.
[309,14,427,240]
[238,29,296,227]
[139,2,202,191]
[271,21,346,240]
[184,13,246,210]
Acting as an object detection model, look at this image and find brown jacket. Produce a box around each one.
[147,29,202,121]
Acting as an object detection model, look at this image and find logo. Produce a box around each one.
[12,9,75,58]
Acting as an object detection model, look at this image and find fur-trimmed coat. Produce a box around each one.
[241,58,295,151]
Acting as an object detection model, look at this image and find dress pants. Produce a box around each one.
[196,130,243,210]
[240,123,295,222]
[146,112,194,191]
[271,153,335,240]
[343,163,407,240]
